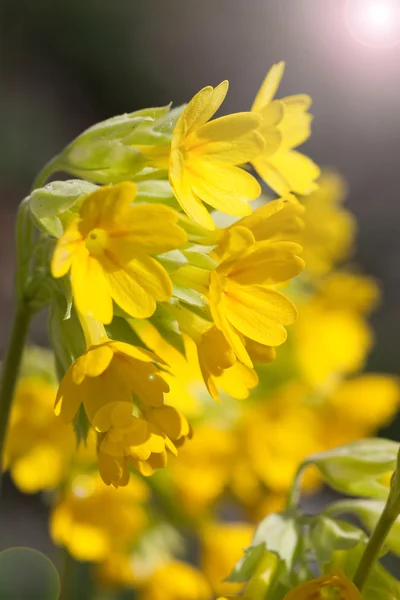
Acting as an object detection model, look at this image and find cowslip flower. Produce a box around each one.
[96,401,191,486]
[55,338,168,424]
[51,472,148,561]
[5,376,75,493]
[51,181,187,323]
[251,61,320,196]
[139,561,212,600]
[137,83,265,230]
[209,227,304,367]
[283,572,363,600]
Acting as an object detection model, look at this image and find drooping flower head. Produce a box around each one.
[51,181,187,323]
[251,61,320,196]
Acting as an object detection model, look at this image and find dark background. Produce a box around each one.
[1,0,400,553]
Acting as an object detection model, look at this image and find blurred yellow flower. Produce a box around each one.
[51,182,186,323]
[5,376,75,493]
[139,560,212,600]
[251,61,320,196]
[55,338,167,423]
[294,273,377,388]
[236,387,323,493]
[283,572,363,600]
[169,425,236,513]
[210,227,303,367]
[328,374,400,430]
[168,82,264,230]
[51,472,148,562]
[297,171,356,275]
[201,522,254,596]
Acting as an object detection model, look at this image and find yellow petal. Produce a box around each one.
[55,366,85,422]
[232,198,304,243]
[279,95,313,150]
[254,149,320,196]
[70,249,113,324]
[174,81,229,143]
[79,182,136,234]
[223,281,297,346]
[108,203,187,259]
[169,148,215,230]
[51,219,83,278]
[83,365,133,423]
[145,406,190,441]
[229,241,304,285]
[217,362,259,400]
[251,62,285,112]
[190,160,260,215]
[217,226,255,263]
[105,254,172,319]
[80,344,114,378]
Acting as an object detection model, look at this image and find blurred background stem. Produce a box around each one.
[60,550,94,600]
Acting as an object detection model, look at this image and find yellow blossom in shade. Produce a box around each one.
[50,472,148,562]
[201,522,254,596]
[209,227,304,367]
[168,81,265,230]
[328,374,400,430]
[139,561,212,600]
[55,338,168,424]
[236,384,324,493]
[251,61,320,196]
[294,275,375,388]
[169,425,236,513]
[283,572,363,600]
[96,401,191,486]
[5,377,75,493]
[51,182,187,323]
[297,171,356,275]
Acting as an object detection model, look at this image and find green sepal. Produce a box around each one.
[251,512,302,576]
[29,179,98,237]
[105,316,149,349]
[149,305,186,356]
[172,284,208,309]
[157,250,189,272]
[136,180,180,209]
[182,246,217,270]
[73,404,91,447]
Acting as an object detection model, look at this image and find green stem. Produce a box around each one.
[285,462,309,510]
[31,155,61,190]
[353,502,397,591]
[0,301,32,470]
[60,551,93,600]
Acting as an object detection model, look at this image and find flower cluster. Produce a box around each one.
[20,62,316,486]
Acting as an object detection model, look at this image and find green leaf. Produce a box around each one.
[0,547,60,599]
[309,516,366,565]
[172,284,208,309]
[105,316,148,349]
[251,513,302,574]
[308,438,398,499]
[227,543,267,583]
[29,180,98,237]
[328,499,400,556]
[48,289,86,376]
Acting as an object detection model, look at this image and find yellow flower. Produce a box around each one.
[294,274,375,388]
[169,425,236,513]
[51,472,148,561]
[5,376,75,493]
[297,171,356,275]
[209,227,304,367]
[201,522,254,596]
[251,61,320,196]
[328,374,400,431]
[168,82,265,230]
[96,401,191,486]
[51,181,186,323]
[55,338,168,424]
[139,560,212,600]
[236,384,323,493]
[283,572,363,600]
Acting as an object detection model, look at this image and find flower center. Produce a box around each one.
[85,228,109,257]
